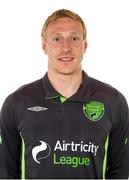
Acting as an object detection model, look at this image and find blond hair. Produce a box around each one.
[41,9,87,40]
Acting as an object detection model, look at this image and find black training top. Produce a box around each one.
[0,71,129,179]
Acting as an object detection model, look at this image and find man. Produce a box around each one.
[0,9,129,179]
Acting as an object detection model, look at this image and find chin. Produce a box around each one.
[58,69,79,76]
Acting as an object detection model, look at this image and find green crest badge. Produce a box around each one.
[83,101,104,121]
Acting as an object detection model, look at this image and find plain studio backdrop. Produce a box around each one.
[0,0,129,108]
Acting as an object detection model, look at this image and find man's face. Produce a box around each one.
[42,17,87,75]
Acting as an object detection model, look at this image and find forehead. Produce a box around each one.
[46,17,83,35]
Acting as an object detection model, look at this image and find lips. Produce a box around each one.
[58,57,74,61]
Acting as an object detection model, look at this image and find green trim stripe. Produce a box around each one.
[125,137,128,145]
[0,135,2,144]
[20,133,25,180]
[0,129,2,144]
[60,96,67,103]
[45,95,67,104]
[45,95,59,99]
[103,134,109,180]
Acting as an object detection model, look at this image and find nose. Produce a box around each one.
[61,39,72,53]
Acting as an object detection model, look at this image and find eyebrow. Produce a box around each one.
[51,32,81,36]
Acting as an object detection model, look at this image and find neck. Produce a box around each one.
[48,70,83,98]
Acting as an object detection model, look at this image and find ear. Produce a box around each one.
[84,40,88,53]
[42,40,47,54]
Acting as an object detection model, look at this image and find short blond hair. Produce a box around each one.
[41,9,87,40]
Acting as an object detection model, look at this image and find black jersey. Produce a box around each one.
[0,71,129,179]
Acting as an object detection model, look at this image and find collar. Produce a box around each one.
[42,70,91,102]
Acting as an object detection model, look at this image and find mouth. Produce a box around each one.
[58,57,74,62]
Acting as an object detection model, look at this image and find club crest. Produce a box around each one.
[83,101,104,121]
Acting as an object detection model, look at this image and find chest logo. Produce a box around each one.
[27,106,48,112]
[83,101,104,121]
[32,141,51,164]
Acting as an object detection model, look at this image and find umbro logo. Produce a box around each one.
[27,106,48,112]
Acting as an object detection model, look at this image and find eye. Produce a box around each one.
[52,36,63,43]
[54,37,60,42]
[71,36,80,41]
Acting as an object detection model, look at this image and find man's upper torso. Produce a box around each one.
[0,71,129,179]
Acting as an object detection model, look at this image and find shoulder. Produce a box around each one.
[89,76,128,113]
[15,78,43,98]
[1,78,43,110]
[90,76,125,101]
[89,76,129,126]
